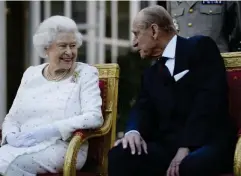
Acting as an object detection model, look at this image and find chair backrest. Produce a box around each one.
[222,52,241,130]
[82,64,119,175]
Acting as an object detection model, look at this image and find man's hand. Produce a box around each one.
[167,148,189,176]
[114,131,148,155]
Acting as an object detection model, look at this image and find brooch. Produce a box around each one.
[71,71,80,83]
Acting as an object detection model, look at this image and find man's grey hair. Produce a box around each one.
[33,15,83,59]
[139,5,177,33]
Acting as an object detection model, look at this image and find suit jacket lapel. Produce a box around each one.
[174,36,190,76]
[151,61,175,121]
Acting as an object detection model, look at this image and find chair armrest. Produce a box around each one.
[63,115,112,176]
[234,134,241,176]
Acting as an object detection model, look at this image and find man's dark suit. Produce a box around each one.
[108,35,237,176]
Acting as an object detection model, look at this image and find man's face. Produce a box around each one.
[132,18,157,59]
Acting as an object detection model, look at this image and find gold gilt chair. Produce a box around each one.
[221,52,241,176]
[39,63,119,176]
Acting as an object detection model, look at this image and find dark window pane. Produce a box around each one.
[105,1,111,38]
[118,1,129,40]
[157,1,167,8]
[40,1,44,21]
[72,1,86,24]
[119,47,129,56]
[51,1,64,16]
[78,41,86,63]
[105,44,112,63]
[140,1,149,9]
[79,29,86,35]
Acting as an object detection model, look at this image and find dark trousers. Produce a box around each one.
[108,142,234,176]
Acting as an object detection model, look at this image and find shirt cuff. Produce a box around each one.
[125,130,140,136]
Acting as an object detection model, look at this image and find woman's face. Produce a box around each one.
[46,32,78,70]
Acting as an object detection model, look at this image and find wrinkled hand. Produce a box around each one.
[13,125,61,148]
[114,131,148,155]
[167,148,189,176]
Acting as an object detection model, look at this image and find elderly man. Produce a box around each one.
[108,5,236,176]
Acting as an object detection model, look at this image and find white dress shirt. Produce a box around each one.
[162,35,177,76]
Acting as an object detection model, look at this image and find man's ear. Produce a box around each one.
[151,24,159,40]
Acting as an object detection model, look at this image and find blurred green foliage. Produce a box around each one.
[116,50,151,132]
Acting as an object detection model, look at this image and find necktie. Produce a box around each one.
[160,56,169,65]
[158,57,173,84]
[159,57,171,77]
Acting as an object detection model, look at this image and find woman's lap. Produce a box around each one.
[5,140,88,175]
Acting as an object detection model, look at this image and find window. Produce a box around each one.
[157,1,166,8]
[118,47,129,56]
[79,29,86,35]
[140,1,149,9]
[72,1,86,24]
[77,41,87,63]
[105,44,112,63]
[51,1,64,16]
[105,1,111,38]
[118,1,129,40]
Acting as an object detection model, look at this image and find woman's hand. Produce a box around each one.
[17,125,61,147]
[7,125,61,147]
[6,132,23,147]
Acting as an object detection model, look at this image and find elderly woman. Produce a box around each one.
[0,15,103,176]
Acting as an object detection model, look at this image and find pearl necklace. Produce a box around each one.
[45,65,70,82]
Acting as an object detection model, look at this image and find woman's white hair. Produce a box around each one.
[33,15,83,59]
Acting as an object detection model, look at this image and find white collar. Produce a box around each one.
[162,35,177,59]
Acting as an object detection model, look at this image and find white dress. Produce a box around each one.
[0,62,104,176]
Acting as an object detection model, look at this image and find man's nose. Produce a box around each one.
[132,41,138,48]
[132,37,138,47]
